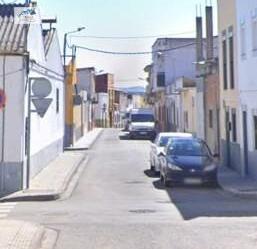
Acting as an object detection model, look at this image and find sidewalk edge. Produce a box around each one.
[0,129,103,202]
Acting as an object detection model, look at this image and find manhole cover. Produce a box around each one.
[129,209,156,214]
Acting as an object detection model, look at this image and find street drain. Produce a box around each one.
[129,209,156,214]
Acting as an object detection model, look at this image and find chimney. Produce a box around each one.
[206,6,214,60]
[196,16,204,62]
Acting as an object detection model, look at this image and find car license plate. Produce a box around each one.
[184,178,202,184]
[139,132,147,135]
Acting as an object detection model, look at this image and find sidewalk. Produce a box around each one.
[1,128,103,202]
[218,166,257,199]
[0,220,54,249]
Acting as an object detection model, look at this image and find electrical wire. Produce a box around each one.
[71,31,195,40]
[75,42,196,55]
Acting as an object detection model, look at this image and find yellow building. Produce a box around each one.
[65,59,86,146]
[217,0,241,172]
[181,86,197,135]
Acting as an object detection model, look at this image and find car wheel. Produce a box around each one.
[150,163,155,171]
[160,173,164,182]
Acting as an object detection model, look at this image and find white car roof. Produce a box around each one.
[158,132,193,137]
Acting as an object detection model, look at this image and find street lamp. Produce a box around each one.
[63,27,85,71]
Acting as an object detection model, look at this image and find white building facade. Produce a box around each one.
[236,0,257,178]
[0,4,64,195]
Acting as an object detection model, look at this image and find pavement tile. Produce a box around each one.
[0,220,43,249]
[0,128,103,202]
[218,166,257,198]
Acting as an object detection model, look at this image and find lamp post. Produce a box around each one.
[63,27,85,72]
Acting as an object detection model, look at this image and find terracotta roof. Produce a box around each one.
[0,4,26,53]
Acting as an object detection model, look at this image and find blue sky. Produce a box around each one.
[38,0,217,87]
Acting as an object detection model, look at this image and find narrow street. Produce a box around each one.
[7,129,257,249]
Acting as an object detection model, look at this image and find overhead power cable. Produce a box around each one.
[71,31,195,40]
[75,42,196,55]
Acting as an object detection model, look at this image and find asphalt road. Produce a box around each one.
[8,129,257,249]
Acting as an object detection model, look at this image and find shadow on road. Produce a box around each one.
[144,169,160,178]
[148,177,257,220]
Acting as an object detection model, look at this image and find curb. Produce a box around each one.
[0,129,103,202]
[64,128,103,151]
[219,184,257,199]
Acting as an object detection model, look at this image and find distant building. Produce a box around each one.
[147,38,198,132]
[95,73,115,127]
[77,67,96,132]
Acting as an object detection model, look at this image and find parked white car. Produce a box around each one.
[150,132,193,173]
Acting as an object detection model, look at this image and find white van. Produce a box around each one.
[128,108,156,140]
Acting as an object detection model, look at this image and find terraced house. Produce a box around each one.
[0,3,64,195]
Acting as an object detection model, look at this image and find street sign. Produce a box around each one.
[32,98,53,118]
[0,89,6,110]
[32,78,52,98]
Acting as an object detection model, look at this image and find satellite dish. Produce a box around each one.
[32,78,52,98]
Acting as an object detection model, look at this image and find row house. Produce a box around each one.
[217,0,240,174]
[77,67,96,133]
[148,38,198,132]
[0,3,64,195]
[95,73,115,127]
[196,6,220,154]
[165,77,197,134]
[236,0,257,178]
[146,5,220,155]
[218,0,257,179]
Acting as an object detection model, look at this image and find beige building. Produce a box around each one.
[165,77,197,135]
[217,0,241,172]
[181,86,197,135]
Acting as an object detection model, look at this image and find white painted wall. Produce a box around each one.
[237,1,257,152]
[0,56,26,163]
[95,93,108,120]
[152,38,197,92]
[27,24,46,64]
[28,30,64,158]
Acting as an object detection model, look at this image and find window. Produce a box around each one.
[229,36,234,89]
[240,24,246,58]
[157,72,165,87]
[232,109,237,142]
[209,109,213,128]
[184,111,188,130]
[222,39,228,90]
[252,19,257,51]
[254,116,257,150]
[56,88,59,113]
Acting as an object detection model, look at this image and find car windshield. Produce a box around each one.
[131,114,154,122]
[167,139,210,157]
[159,136,171,147]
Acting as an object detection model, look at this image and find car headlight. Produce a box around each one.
[204,164,217,172]
[167,163,182,171]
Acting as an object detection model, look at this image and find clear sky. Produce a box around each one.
[38,0,217,87]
